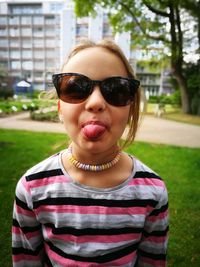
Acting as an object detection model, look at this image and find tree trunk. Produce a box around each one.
[171,63,190,113]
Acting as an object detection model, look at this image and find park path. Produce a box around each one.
[0,112,200,148]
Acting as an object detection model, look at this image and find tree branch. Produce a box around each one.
[143,1,170,17]
[119,1,170,43]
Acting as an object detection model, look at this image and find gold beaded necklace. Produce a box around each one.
[66,146,121,172]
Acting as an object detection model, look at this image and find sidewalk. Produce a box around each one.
[0,112,200,148]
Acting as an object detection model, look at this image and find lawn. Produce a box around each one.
[0,129,200,267]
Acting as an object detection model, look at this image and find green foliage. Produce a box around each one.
[0,88,14,99]
[30,110,59,122]
[148,91,181,105]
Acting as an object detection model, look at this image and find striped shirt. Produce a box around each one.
[12,151,169,267]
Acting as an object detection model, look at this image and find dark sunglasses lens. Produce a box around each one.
[102,78,134,106]
[55,75,91,103]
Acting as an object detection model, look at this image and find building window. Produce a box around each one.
[34,61,44,69]
[22,50,32,59]
[21,39,32,48]
[21,16,32,25]
[0,28,8,36]
[0,39,8,47]
[33,50,44,59]
[22,61,33,70]
[33,16,44,25]
[9,27,20,37]
[10,39,20,48]
[0,17,7,25]
[10,50,20,59]
[21,28,32,36]
[9,4,42,15]
[33,27,43,37]
[11,61,21,69]
[9,16,19,25]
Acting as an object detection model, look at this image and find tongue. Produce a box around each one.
[82,124,106,139]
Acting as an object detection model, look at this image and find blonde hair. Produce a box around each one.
[62,39,141,147]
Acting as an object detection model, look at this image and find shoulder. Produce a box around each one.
[25,151,62,179]
[128,156,168,202]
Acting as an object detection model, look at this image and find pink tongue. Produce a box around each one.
[82,124,106,139]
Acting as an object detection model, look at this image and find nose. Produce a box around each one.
[85,86,106,113]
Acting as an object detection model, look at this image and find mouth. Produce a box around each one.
[81,121,107,140]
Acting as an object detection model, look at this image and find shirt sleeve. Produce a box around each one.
[137,186,169,267]
[12,176,44,267]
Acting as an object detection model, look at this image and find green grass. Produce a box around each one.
[0,129,200,266]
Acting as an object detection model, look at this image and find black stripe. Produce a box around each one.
[138,248,166,261]
[143,226,169,237]
[13,219,41,233]
[45,223,143,236]
[133,171,162,180]
[26,169,63,181]
[44,253,54,267]
[33,197,158,209]
[15,196,32,211]
[46,240,139,263]
[149,203,168,217]
[12,242,43,256]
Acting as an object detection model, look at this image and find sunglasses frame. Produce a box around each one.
[52,72,140,107]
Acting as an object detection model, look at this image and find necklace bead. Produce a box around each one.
[66,146,121,172]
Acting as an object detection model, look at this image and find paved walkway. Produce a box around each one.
[0,112,200,148]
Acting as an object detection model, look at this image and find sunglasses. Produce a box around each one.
[52,72,140,107]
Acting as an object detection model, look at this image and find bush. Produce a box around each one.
[30,110,59,122]
[148,92,181,106]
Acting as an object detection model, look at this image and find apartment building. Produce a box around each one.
[0,0,131,91]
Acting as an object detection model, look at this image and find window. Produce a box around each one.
[9,16,19,25]
[22,61,33,70]
[0,17,7,25]
[11,61,21,69]
[22,50,32,59]
[33,39,44,48]
[21,16,32,24]
[9,4,42,15]
[21,28,32,36]
[10,50,20,59]
[22,39,32,48]
[34,61,44,69]
[0,39,8,47]
[0,28,8,36]
[9,27,20,37]
[10,39,20,47]
[33,27,43,37]
[33,50,44,59]
[33,16,44,25]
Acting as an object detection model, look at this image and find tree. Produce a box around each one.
[74,0,200,114]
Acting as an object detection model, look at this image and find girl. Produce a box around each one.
[12,40,169,267]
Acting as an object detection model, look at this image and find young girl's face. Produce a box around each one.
[59,47,131,154]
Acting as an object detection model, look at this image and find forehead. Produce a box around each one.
[62,47,128,78]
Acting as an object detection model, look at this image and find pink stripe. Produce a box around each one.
[128,178,165,187]
[15,204,34,217]
[140,256,166,266]
[28,175,70,188]
[45,243,137,266]
[21,176,31,193]
[35,205,146,215]
[13,254,41,262]
[45,227,141,243]
[12,226,40,239]
[148,210,168,222]
[145,235,168,244]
